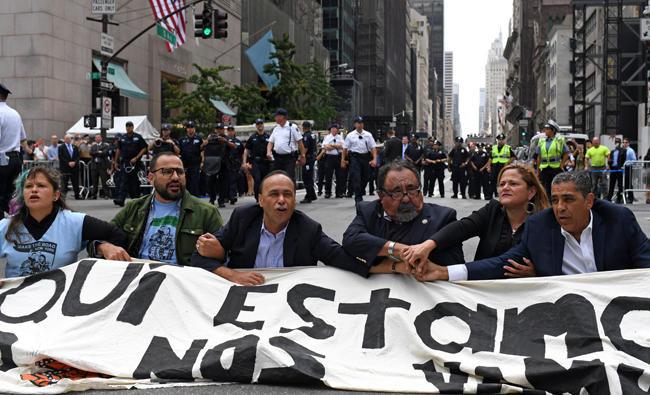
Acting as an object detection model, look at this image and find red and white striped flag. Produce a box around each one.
[148,0,186,52]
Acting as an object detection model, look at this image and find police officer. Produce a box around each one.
[487,133,515,199]
[470,143,491,200]
[428,140,447,198]
[178,121,203,196]
[242,118,271,201]
[300,121,318,203]
[149,124,180,155]
[113,121,147,207]
[226,124,244,204]
[341,116,377,203]
[536,120,567,199]
[322,123,345,198]
[266,108,306,181]
[0,82,30,216]
[467,142,477,198]
[448,136,470,199]
[203,123,235,207]
[89,134,112,199]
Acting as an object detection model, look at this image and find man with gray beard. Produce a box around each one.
[342,160,464,274]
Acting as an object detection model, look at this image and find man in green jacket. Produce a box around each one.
[91,152,223,266]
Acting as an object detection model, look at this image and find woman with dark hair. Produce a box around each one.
[0,166,126,277]
[403,163,551,277]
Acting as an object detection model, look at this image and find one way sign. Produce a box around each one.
[641,18,650,41]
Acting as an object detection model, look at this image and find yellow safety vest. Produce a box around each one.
[539,136,565,169]
[491,144,511,164]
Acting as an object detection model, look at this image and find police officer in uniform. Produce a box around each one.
[300,121,318,203]
[178,121,203,196]
[536,120,567,200]
[227,124,244,204]
[113,121,147,207]
[203,123,235,207]
[341,116,377,203]
[242,118,271,201]
[322,123,345,198]
[422,139,436,197]
[448,136,470,199]
[266,108,306,181]
[487,133,515,199]
[405,134,424,184]
[0,82,30,216]
[89,134,112,199]
[149,124,180,155]
[428,140,447,198]
[470,143,491,200]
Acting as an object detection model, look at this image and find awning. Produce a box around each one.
[92,58,149,99]
[210,97,236,116]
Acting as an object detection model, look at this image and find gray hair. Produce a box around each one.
[551,171,592,197]
[377,160,420,190]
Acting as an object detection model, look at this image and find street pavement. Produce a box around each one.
[5,179,650,394]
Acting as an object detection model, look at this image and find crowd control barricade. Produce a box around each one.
[623,160,650,204]
[77,161,91,198]
[22,160,54,171]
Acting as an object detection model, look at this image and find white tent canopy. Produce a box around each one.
[66,116,160,142]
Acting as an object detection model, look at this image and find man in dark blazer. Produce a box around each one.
[192,171,370,285]
[381,130,402,165]
[342,160,464,274]
[58,134,81,199]
[417,171,650,281]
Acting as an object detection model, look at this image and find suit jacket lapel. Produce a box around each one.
[592,210,606,271]
[283,217,299,267]
[551,222,565,275]
[246,215,264,267]
[406,206,431,245]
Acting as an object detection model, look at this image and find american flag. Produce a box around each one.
[148,0,186,52]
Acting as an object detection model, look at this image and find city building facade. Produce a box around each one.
[546,18,572,126]
[410,8,432,135]
[484,37,507,137]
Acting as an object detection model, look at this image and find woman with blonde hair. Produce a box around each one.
[403,163,550,276]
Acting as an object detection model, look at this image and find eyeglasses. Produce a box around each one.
[152,167,185,176]
[381,188,421,200]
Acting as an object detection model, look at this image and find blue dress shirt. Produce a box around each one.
[254,221,288,268]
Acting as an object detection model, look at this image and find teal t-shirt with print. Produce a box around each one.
[139,199,180,264]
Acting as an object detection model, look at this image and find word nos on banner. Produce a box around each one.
[0,260,649,393]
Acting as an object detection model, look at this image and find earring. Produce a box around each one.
[526,201,535,214]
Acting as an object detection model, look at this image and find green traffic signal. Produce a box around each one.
[203,27,212,35]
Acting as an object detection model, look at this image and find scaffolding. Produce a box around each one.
[571,0,646,139]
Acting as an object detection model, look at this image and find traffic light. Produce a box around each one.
[84,115,97,128]
[213,9,228,38]
[194,8,213,39]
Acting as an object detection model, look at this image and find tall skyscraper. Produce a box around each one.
[484,37,506,137]
[453,83,461,137]
[411,0,443,134]
[443,51,453,121]
[479,88,486,133]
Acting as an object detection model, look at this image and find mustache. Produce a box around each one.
[166,181,181,188]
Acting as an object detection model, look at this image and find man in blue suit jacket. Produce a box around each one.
[343,160,464,274]
[191,171,369,285]
[417,171,650,281]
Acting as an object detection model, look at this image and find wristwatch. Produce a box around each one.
[387,241,401,262]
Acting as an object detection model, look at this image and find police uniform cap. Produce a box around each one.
[0,82,11,95]
[496,134,506,140]
[161,124,170,131]
[125,121,134,127]
[302,121,311,127]
[227,124,235,130]
[254,118,264,125]
[186,121,196,127]
[454,136,463,142]
[354,116,363,123]
[274,108,288,117]
[215,122,224,129]
[543,119,560,133]
[477,142,485,148]
[410,134,417,140]
[433,140,442,146]
[329,123,339,130]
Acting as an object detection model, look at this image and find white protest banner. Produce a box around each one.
[0,259,649,393]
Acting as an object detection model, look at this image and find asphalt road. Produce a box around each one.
[5,179,650,394]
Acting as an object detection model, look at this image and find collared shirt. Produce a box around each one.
[343,129,376,154]
[560,211,596,275]
[46,144,59,167]
[447,210,597,281]
[322,133,343,155]
[402,143,408,159]
[254,221,288,268]
[0,102,26,153]
[269,122,302,154]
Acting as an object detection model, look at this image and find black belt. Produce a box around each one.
[349,152,371,159]
[4,151,19,157]
[273,152,297,159]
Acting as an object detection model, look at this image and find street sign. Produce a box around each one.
[100,33,114,57]
[86,72,101,80]
[641,18,650,41]
[91,0,116,14]
[156,24,177,46]
[100,80,114,91]
[101,96,112,129]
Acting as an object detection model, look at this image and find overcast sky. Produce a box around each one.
[444,0,513,136]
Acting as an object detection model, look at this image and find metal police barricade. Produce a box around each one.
[623,160,650,204]
[77,161,91,199]
[21,160,55,171]
[139,157,153,192]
